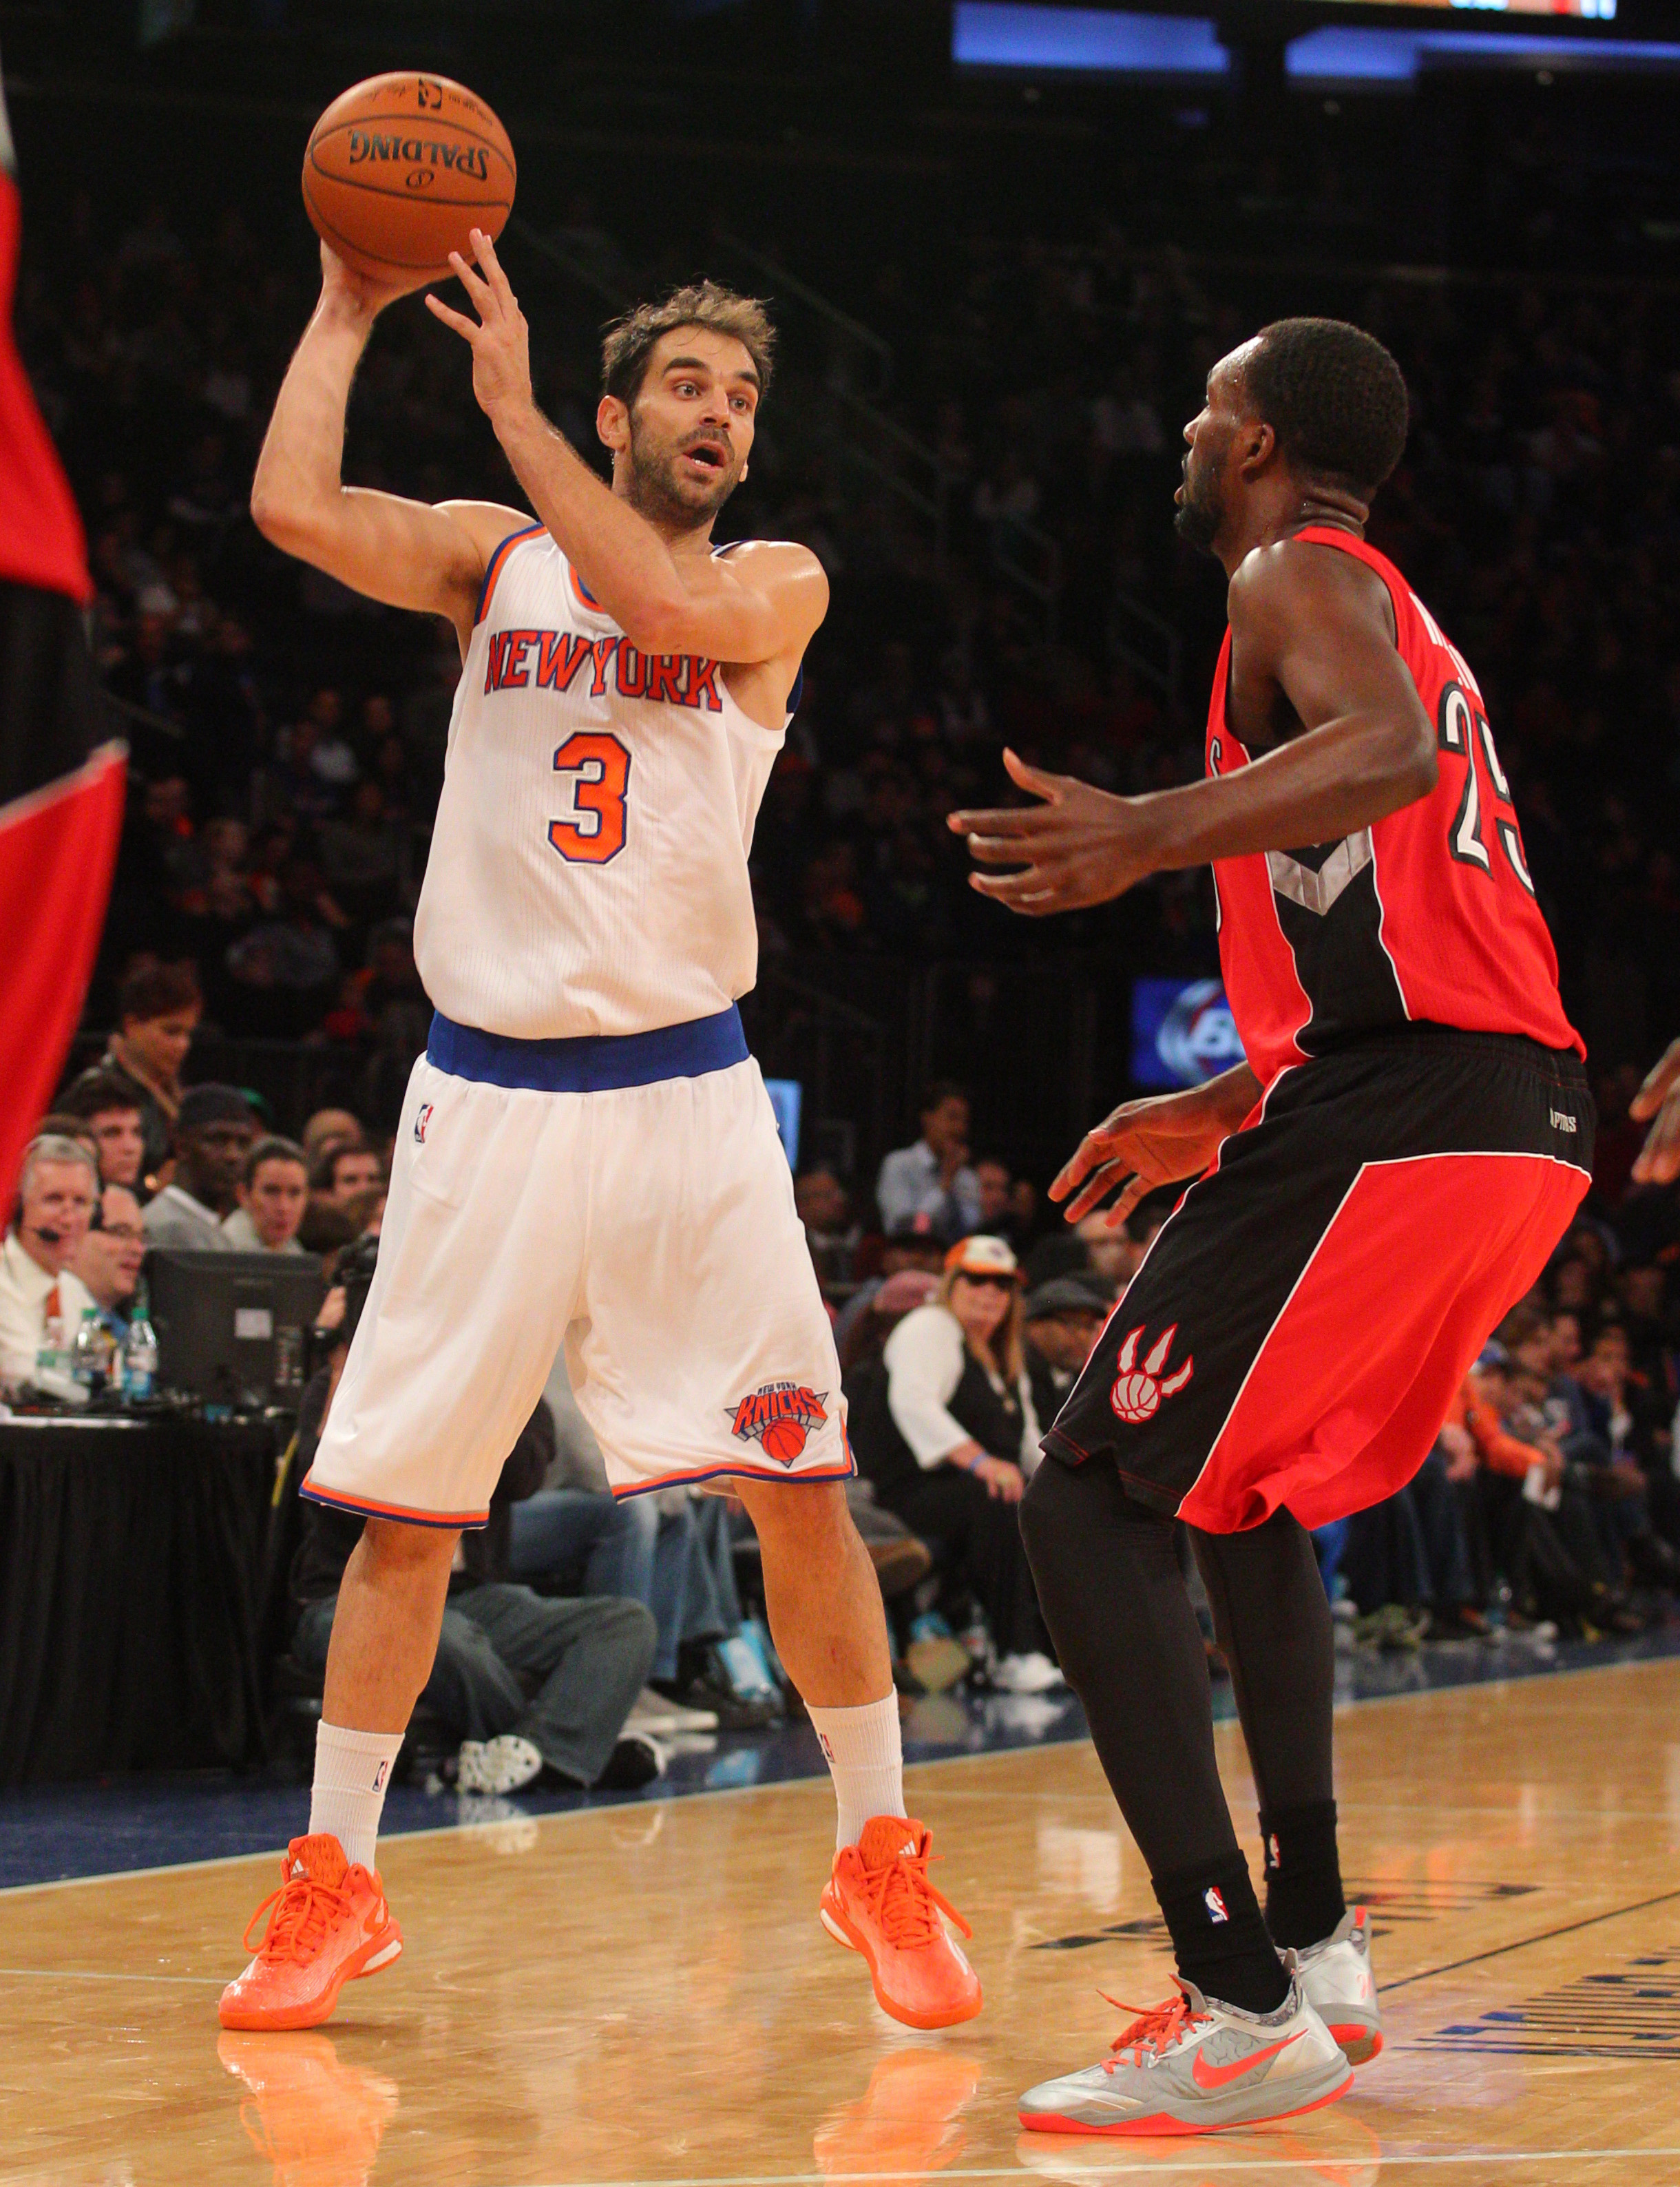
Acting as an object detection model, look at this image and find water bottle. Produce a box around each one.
[123,1298,159,1405]
[71,1308,109,1396]
[36,1300,65,1385]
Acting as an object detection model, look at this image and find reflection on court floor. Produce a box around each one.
[6,1646,1680,2186]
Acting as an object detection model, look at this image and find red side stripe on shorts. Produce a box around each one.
[298,1472,490,1530]
[609,1456,857,1502]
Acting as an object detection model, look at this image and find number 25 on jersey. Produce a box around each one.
[1438,685,1534,896]
[549,732,631,864]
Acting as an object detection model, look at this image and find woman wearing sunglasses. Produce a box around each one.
[854,1234,1062,1694]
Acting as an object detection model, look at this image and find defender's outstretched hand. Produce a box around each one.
[426,228,533,424]
[948,750,1164,915]
[1050,1069,1261,1228]
[1630,1037,1680,1185]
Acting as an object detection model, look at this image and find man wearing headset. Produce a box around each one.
[0,1132,98,1389]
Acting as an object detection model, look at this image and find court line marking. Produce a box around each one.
[3,1650,1675,1902]
[1385,1883,1680,1993]
[0,1965,222,1985]
[506,2157,1680,2184]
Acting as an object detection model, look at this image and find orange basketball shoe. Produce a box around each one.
[820,1815,983,2029]
[220,1833,403,2032]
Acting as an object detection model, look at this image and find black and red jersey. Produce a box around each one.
[1206,526,1582,1088]
[0,166,89,605]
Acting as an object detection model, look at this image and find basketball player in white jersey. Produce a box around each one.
[219,233,980,2035]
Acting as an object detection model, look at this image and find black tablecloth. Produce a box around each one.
[0,1414,283,1786]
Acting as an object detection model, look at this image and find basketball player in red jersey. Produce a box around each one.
[0,64,125,1202]
[950,319,1593,2137]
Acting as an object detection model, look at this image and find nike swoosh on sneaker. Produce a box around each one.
[1190,2030,1303,2091]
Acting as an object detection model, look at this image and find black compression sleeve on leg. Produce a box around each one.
[1190,1510,1336,1814]
[1019,1457,1288,2013]
[1258,1797,1345,1953]
[1020,1456,1237,1876]
[1190,1511,1345,1949]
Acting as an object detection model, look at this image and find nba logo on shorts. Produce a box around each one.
[372,1759,390,1792]
[414,1102,434,1144]
[1204,1886,1228,1923]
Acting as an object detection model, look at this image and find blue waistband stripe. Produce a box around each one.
[426,1005,748,1093]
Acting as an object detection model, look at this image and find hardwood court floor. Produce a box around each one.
[6,1657,1680,2186]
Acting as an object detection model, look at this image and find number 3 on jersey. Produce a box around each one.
[549,731,631,864]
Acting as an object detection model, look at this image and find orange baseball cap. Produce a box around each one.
[943,1234,1022,1281]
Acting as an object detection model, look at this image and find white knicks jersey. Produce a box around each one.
[414,525,799,1040]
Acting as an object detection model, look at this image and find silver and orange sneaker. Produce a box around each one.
[1018,1976,1352,2138]
[1296,1904,1383,2066]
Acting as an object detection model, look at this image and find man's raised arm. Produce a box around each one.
[250,244,529,649]
[425,231,826,667]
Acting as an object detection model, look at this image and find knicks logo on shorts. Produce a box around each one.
[726,1380,828,1465]
[414,1102,434,1144]
[1109,1323,1194,1425]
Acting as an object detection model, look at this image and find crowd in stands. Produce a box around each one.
[4,975,1679,1818]
[807,1078,1680,1667]
[14,151,1679,1113]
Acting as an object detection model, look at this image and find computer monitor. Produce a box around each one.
[145,1250,325,1410]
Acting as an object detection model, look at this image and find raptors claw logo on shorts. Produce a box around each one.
[727,1379,829,1465]
[1109,1323,1195,1425]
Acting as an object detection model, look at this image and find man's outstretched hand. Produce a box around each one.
[1049,1071,1261,1229]
[947,750,1165,915]
[425,227,534,428]
[1630,1038,1680,1186]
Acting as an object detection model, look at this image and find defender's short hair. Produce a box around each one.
[601,282,776,408]
[1244,319,1410,499]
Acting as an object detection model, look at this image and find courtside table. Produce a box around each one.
[0,1412,281,1785]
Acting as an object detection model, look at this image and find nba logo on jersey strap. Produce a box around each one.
[1204,1887,1228,1923]
[414,1102,434,1144]
[1109,1323,1194,1425]
[726,1380,829,1464]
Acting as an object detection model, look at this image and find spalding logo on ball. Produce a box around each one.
[1109,1323,1195,1425]
[728,1381,830,1465]
[303,72,516,284]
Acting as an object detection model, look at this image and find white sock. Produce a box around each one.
[808,1695,906,1850]
[308,1722,404,1873]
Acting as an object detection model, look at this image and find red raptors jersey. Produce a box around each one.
[1206,527,1582,1088]
[0,166,90,604]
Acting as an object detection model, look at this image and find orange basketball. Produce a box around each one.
[759,1419,809,1464]
[302,72,516,285]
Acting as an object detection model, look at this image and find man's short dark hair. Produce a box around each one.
[118,958,202,1025]
[1243,319,1409,500]
[242,1135,308,1188]
[59,1069,144,1122]
[601,282,776,408]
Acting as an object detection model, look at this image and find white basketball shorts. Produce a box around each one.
[301,1005,852,1526]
